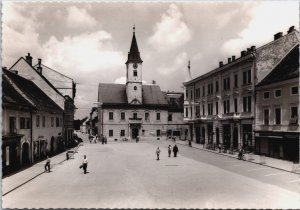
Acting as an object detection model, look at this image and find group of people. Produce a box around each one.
[156,144,179,160]
[89,134,108,144]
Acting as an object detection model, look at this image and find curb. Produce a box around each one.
[176,141,299,175]
[3,158,67,197]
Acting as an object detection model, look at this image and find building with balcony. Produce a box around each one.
[183,26,299,153]
[255,44,299,162]
[2,69,64,175]
[97,27,187,141]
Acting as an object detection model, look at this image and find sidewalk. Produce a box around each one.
[176,140,300,174]
[2,150,71,196]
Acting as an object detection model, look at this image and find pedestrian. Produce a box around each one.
[66,152,69,160]
[168,145,172,157]
[80,155,88,174]
[89,135,92,144]
[156,147,161,160]
[218,143,221,153]
[173,144,179,157]
[44,156,51,172]
[104,135,107,144]
[136,135,139,143]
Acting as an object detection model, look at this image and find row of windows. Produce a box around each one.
[36,115,61,128]
[108,129,162,137]
[263,86,298,99]
[186,96,252,117]
[263,106,298,125]
[109,112,165,121]
[187,70,252,100]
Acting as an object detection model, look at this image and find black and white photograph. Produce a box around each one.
[1,0,300,209]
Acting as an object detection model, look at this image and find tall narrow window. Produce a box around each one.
[120,130,125,137]
[121,112,125,120]
[247,96,251,112]
[234,98,238,113]
[42,116,46,127]
[243,72,247,85]
[133,113,137,119]
[216,80,219,93]
[234,74,238,88]
[247,70,251,84]
[264,109,269,125]
[20,117,26,129]
[291,86,299,95]
[275,108,281,125]
[216,102,218,115]
[145,112,149,121]
[133,70,137,77]
[168,114,172,121]
[156,113,160,120]
[109,112,114,120]
[202,104,205,116]
[202,86,205,97]
[109,130,113,137]
[185,108,188,117]
[36,115,40,127]
[56,117,59,127]
[9,117,16,134]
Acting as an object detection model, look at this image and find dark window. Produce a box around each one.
[120,130,125,137]
[208,103,213,115]
[264,109,269,125]
[145,112,149,121]
[223,100,230,113]
[216,102,218,115]
[109,130,113,137]
[243,71,247,85]
[202,104,205,116]
[234,98,238,113]
[275,89,281,97]
[134,86,137,91]
[223,78,226,90]
[291,106,298,118]
[247,96,251,112]
[242,96,251,112]
[234,74,238,88]
[121,112,125,120]
[156,130,161,136]
[190,90,193,100]
[109,112,114,120]
[243,97,247,112]
[9,117,16,134]
[227,100,230,113]
[20,117,26,129]
[133,113,137,119]
[227,78,230,90]
[42,116,46,127]
[168,114,172,121]
[247,70,251,84]
[36,115,40,127]
[275,108,281,125]
[263,92,270,99]
[223,77,230,90]
[202,86,205,97]
[156,113,160,120]
[133,70,137,77]
[291,86,299,95]
[51,117,54,127]
[26,118,31,129]
[223,101,226,114]
[186,90,188,99]
[216,80,219,93]
[56,117,59,127]
[185,108,188,117]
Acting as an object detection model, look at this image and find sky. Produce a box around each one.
[2,1,299,119]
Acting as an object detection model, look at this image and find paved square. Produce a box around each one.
[2,136,300,209]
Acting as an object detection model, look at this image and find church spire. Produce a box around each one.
[126,26,143,64]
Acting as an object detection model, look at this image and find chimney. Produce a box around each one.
[228,58,231,63]
[288,26,295,34]
[25,53,33,66]
[251,46,256,52]
[274,32,283,40]
[219,61,223,67]
[37,58,42,74]
[232,55,236,61]
[241,50,247,57]
[247,48,251,54]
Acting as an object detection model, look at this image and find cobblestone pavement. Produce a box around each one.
[2,134,300,209]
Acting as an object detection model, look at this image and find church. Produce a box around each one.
[97,27,188,141]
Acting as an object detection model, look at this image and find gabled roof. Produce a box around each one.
[126,29,143,64]
[3,69,63,112]
[2,73,34,109]
[98,83,168,107]
[257,44,299,87]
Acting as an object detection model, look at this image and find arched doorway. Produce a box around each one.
[22,142,30,166]
[50,137,55,155]
[132,128,139,139]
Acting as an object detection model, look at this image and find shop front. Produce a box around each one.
[255,132,299,162]
[2,134,22,175]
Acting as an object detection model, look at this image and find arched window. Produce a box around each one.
[133,70,137,77]
[134,86,137,90]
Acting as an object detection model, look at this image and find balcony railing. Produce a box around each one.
[128,117,142,124]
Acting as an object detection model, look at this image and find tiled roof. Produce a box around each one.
[2,73,34,108]
[257,44,299,86]
[98,83,168,107]
[125,31,143,64]
[3,69,63,112]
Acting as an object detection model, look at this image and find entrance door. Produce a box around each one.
[132,128,139,139]
[196,127,200,144]
[233,127,238,148]
[22,143,30,165]
[50,137,55,155]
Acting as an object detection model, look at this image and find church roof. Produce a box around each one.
[98,83,168,108]
[126,28,143,64]
[257,44,299,87]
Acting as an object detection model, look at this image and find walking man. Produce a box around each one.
[173,144,179,157]
[156,147,161,160]
[82,155,88,174]
[168,145,172,157]
[44,156,51,172]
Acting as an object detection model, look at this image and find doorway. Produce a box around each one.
[22,142,30,165]
[132,128,139,139]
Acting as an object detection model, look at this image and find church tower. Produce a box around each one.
[126,26,143,104]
